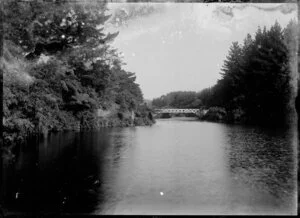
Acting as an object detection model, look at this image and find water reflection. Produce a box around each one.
[2,120,297,215]
[2,137,38,213]
[224,124,297,214]
[95,128,139,213]
[37,132,101,213]
[3,131,108,214]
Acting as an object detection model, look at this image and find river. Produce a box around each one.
[2,117,297,215]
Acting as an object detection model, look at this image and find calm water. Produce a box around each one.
[2,118,297,215]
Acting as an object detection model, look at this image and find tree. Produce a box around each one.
[197,22,292,126]
[152,91,201,109]
[3,0,153,148]
[219,41,243,109]
[283,19,298,124]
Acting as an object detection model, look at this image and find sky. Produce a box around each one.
[106,3,297,100]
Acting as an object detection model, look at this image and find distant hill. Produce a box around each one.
[151,91,202,109]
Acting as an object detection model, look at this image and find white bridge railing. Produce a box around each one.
[154,108,200,114]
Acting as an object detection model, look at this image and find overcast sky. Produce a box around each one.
[106,3,297,100]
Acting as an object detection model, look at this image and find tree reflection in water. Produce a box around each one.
[3,131,110,215]
[224,124,296,212]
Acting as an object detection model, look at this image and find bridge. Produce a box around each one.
[154,108,202,116]
[154,108,209,118]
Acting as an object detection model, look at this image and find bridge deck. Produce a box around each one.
[155,108,200,114]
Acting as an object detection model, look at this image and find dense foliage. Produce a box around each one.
[3,0,154,149]
[202,21,296,125]
[152,91,202,109]
[153,21,297,126]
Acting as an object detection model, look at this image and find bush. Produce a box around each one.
[202,107,227,122]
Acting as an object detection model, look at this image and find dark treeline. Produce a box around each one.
[3,0,154,150]
[153,21,298,126]
[152,91,202,109]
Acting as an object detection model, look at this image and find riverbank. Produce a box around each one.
[198,106,296,127]
[80,111,155,130]
[3,1,157,162]
[2,107,155,161]
[198,107,243,124]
